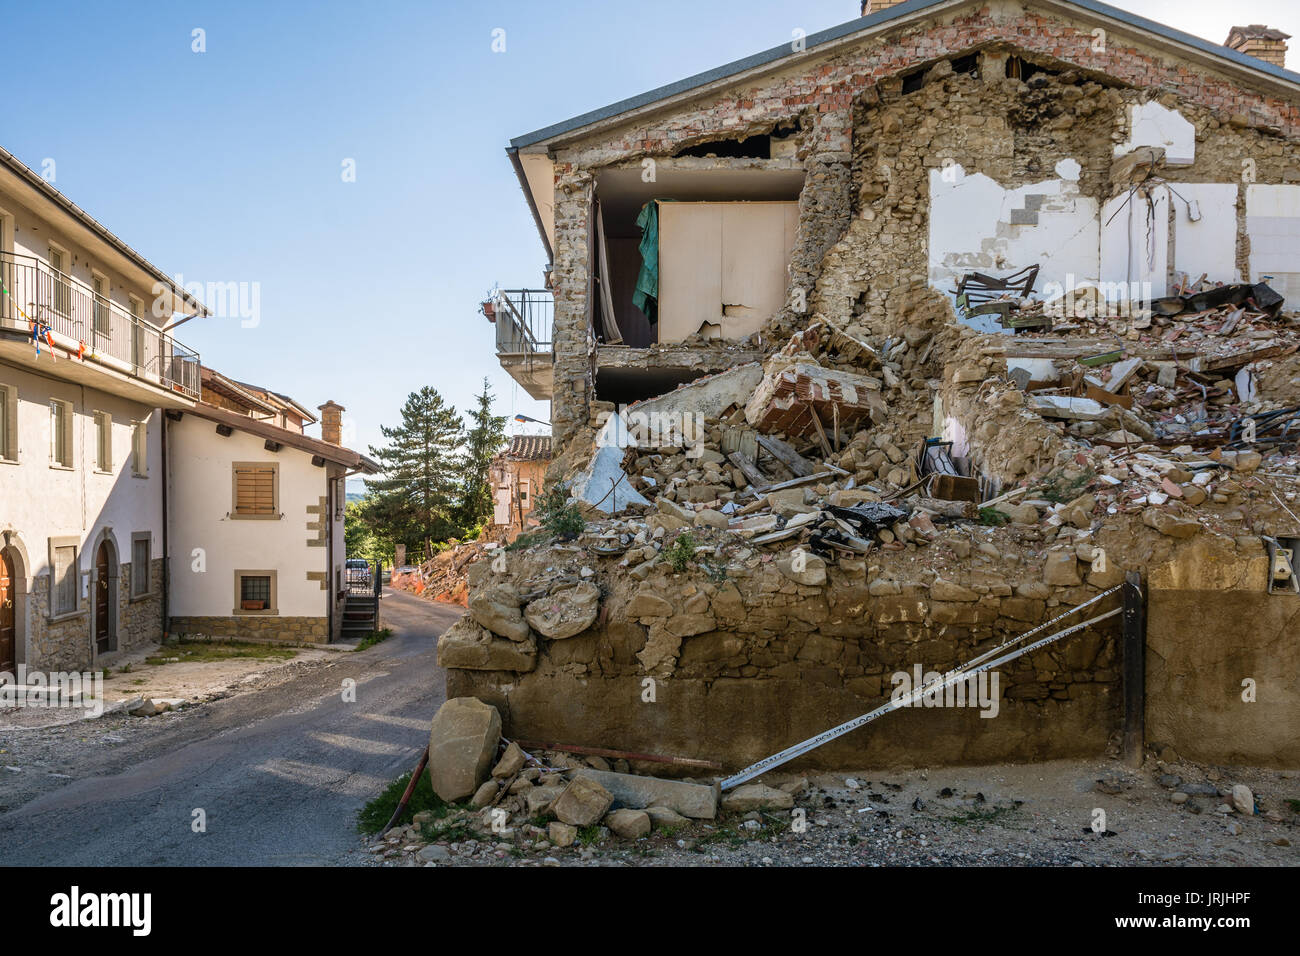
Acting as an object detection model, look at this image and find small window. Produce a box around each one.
[132,420,148,475]
[234,570,277,614]
[50,400,72,467]
[53,544,78,615]
[131,535,150,597]
[94,410,111,471]
[0,384,14,462]
[232,462,278,518]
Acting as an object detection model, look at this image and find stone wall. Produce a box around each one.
[1146,540,1300,767]
[119,559,163,655]
[24,558,164,671]
[26,575,90,672]
[169,615,329,643]
[444,535,1126,771]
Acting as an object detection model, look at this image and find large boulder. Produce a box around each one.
[469,584,531,642]
[427,697,501,802]
[721,783,795,812]
[605,808,651,839]
[525,582,601,640]
[551,775,614,826]
[438,617,537,671]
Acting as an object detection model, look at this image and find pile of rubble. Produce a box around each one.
[556,283,1300,577]
[375,697,802,862]
[395,539,495,605]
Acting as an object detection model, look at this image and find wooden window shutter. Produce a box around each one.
[234,464,276,516]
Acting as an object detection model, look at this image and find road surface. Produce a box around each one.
[0,590,460,866]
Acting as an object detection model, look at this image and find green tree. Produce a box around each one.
[363,386,465,554]
[345,500,392,565]
[457,378,507,532]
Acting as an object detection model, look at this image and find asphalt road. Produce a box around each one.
[0,590,461,866]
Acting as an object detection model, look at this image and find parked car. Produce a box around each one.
[345,559,371,585]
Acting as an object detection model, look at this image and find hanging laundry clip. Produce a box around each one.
[30,318,58,360]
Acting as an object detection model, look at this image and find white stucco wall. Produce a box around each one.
[0,362,163,659]
[0,191,169,327]
[167,413,330,619]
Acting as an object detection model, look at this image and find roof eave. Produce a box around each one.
[508,146,555,266]
[0,145,211,318]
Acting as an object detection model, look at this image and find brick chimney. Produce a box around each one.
[860,0,908,15]
[1225,25,1290,69]
[318,401,344,445]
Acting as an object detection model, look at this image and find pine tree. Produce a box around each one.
[458,378,507,532]
[362,386,465,554]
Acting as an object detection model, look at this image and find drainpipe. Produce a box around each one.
[161,412,170,643]
[325,472,334,643]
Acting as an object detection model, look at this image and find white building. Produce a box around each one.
[0,146,374,675]
[167,371,377,642]
[0,145,207,674]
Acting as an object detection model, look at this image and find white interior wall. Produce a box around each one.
[1246,184,1300,306]
[928,163,1100,311]
[1114,101,1196,165]
[1100,188,1171,299]
[1171,184,1239,286]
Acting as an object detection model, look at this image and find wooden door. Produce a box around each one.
[0,551,15,673]
[95,542,112,654]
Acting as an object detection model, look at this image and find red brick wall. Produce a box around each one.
[556,4,1299,164]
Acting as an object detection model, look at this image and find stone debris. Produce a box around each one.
[426,697,502,802]
[395,539,496,606]
[572,768,719,819]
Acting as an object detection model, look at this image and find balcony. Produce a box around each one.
[0,251,200,403]
[483,288,553,401]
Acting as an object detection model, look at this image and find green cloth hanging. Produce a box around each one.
[632,200,659,325]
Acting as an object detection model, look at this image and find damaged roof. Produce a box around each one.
[509,0,1300,151]
[503,434,553,461]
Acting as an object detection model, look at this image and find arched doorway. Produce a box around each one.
[94,539,117,655]
[0,549,16,673]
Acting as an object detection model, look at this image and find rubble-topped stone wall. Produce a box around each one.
[444,522,1130,770]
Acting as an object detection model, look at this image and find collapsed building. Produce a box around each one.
[458,0,1300,775]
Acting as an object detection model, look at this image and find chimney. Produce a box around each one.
[1225,25,1290,69]
[318,400,344,445]
[860,0,907,15]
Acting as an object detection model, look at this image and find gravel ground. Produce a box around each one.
[359,755,1300,868]
[0,655,339,813]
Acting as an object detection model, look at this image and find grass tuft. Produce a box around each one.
[357,769,457,835]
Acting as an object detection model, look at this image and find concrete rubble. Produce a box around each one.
[435,280,1300,773]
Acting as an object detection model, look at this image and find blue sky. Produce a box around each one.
[3,0,1291,474]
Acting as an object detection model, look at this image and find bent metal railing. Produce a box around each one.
[0,251,200,399]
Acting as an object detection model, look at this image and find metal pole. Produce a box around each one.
[1121,571,1146,768]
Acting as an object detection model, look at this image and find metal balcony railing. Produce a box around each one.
[485,289,553,356]
[0,251,200,399]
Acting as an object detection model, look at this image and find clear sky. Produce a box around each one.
[3,0,1293,475]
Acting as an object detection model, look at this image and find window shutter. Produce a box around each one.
[234,465,276,516]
